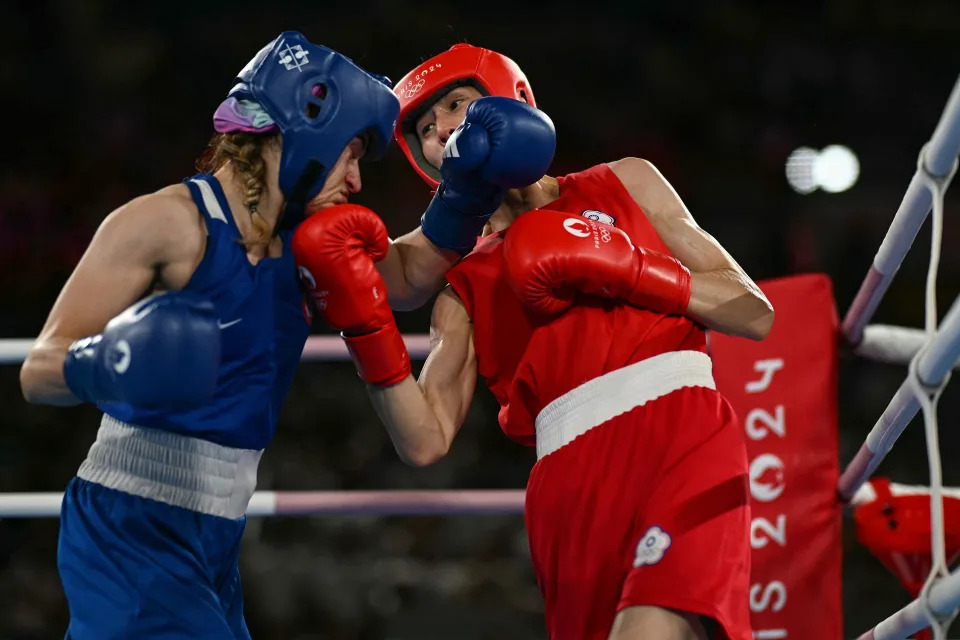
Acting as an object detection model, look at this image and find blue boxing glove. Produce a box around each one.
[421,96,556,254]
[63,291,221,410]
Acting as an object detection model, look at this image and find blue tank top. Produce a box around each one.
[100,174,311,450]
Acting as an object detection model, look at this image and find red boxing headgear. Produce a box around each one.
[393,44,535,189]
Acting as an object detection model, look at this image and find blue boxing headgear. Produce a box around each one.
[225,31,400,226]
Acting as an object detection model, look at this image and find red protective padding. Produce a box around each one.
[709,273,842,640]
[854,477,960,598]
[343,324,411,387]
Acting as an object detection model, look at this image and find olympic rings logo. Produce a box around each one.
[397,63,443,99]
[402,79,425,98]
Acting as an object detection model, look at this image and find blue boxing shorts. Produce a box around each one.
[58,417,260,640]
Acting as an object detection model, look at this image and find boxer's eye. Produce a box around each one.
[420,123,435,137]
[449,98,464,111]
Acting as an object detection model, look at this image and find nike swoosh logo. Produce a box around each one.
[218,318,242,329]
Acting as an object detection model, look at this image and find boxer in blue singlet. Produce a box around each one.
[19,31,408,639]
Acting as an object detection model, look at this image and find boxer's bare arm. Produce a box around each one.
[377,228,461,311]
[20,188,205,405]
[366,287,477,467]
[609,157,774,341]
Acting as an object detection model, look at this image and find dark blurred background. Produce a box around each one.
[2,0,959,637]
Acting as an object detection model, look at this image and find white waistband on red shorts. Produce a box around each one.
[534,350,715,460]
[77,414,262,520]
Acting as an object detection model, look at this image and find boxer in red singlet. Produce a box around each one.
[318,45,774,640]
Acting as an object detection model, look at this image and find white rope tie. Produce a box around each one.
[911,143,958,640]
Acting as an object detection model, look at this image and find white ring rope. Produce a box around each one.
[1,328,954,368]
[0,490,527,518]
[3,482,957,519]
[0,335,434,365]
[842,73,960,344]
[837,134,960,502]
[855,140,960,640]
[912,147,955,640]
[855,324,960,368]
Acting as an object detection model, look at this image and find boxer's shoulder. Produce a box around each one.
[603,157,689,229]
[98,184,206,272]
[150,183,206,232]
[605,157,662,194]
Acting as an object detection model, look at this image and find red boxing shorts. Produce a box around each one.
[525,351,752,640]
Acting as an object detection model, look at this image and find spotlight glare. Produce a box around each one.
[785,147,818,194]
[785,145,860,194]
[814,145,860,193]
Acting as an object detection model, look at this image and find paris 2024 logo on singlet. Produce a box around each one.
[581,209,615,226]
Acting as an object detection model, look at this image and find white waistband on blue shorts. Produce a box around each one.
[77,414,262,520]
[534,350,715,460]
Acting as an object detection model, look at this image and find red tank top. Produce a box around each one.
[446,163,707,447]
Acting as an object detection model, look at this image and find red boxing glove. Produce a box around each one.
[292,204,411,386]
[502,209,692,316]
